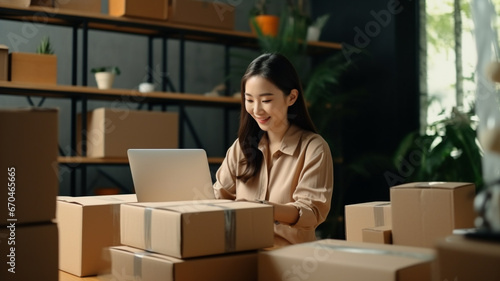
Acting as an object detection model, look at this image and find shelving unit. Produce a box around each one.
[0,4,342,196]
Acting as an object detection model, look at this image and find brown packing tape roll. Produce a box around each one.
[373,203,390,227]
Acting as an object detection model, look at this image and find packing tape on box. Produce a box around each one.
[142,203,236,253]
[311,243,434,261]
[207,203,236,252]
[112,204,121,246]
[133,251,152,279]
[144,207,153,251]
[373,203,390,227]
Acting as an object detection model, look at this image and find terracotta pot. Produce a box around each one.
[251,15,280,37]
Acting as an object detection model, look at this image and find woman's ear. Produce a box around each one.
[287,89,298,106]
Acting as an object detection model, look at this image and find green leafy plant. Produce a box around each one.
[91,66,121,75]
[250,0,269,16]
[393,106,484,193]
[310,14,330,29]
[36,36,54,55]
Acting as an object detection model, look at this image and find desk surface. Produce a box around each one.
[60,271,112,281]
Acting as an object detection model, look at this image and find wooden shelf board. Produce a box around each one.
[0,5,341,52]
[0,81,241,106]
[58,156,225,165]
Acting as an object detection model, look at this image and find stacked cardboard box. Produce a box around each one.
[0,108,59,281]
[110,199,274,281]
[108,0,235,30]
[56,194,137,277]
[345,201,392,244]
[391,182,476,248]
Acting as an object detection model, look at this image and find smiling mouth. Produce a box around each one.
[256,117,270,124]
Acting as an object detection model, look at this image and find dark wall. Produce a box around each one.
[311,1,420,206]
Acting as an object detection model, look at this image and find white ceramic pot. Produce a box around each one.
[307,26,321,42]
[95,72,115,89]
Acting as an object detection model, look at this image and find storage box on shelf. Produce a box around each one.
[0,0,53,7]
[0,44,7,81]
[390,182,476,248]
[57,194,137,277]
[77,107,179,158]
[56,0,101,13]
[108,0,168,20]
[167,0,235,30]
[9,52,57,84]
[0,108,58,225]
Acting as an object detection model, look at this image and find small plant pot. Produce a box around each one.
[307,26,321,42]
[251,15,280,37]
[95,72,115,89]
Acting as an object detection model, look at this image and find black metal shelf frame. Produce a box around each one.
[0,7,243,196]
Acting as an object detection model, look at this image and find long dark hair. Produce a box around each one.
[237,53,317,182]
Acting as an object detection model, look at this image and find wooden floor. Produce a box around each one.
[59,271,112,281]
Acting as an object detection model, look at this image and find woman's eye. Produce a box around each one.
[246,99,254,103]
[262,100,272,103]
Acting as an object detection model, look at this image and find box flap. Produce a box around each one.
[57,194,137,206]
[125,199,232,210]
[110,246,182,263]
[391,182,474,190]
[126,200,270,214]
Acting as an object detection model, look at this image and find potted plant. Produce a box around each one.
[250,0,280,37]
[393,106,484,193]
[307,14,330,41]
[91,66,120,90]
[9,36,57,85]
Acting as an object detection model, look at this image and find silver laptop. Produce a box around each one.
[127,149,216,202]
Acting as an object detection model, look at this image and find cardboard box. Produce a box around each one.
[258,239,436,281]
[0,44,7,81]
[120,200,274,258]
[390,182,476,248]
[0,108,58,226]
[9,52,57,85]
[0,0,53,7]
[108,0,168,20]
[78,107,179,158]
[55,0,101,13]
[436,234,500,281]
[57,194,137,277]
[0,222,58,281]
[168,0,235,30]
[109,246,258,281]
[363,225,393,244]
[345,201,392,242]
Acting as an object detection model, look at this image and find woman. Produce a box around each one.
[213,53,333,246]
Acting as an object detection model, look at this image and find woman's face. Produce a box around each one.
[244,76,296,134]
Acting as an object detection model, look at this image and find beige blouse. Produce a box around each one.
[213,124,334,246]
